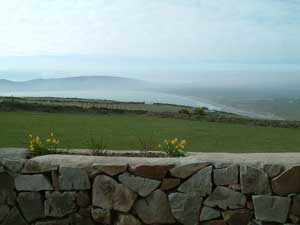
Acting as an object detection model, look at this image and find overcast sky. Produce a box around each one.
[0,0,299,81]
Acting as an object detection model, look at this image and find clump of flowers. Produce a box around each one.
[158,138,187,157]
[28,132,60,156]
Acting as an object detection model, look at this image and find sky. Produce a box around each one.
[0,0,299,82]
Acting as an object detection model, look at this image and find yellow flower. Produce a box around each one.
[171,139,176,145]
[46,139,51,143]
[29,134,33,138]
[181,139,187,145]
[50,132,54,137]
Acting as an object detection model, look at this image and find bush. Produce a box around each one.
[178,109,190,115]
[88,135,108,155]
[194,107,206,115]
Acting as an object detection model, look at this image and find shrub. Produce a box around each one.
[28,132,60,156]
[178,108,191,115]
[194,107,206,115]
[88,135,108,155]
[158,138,187,157]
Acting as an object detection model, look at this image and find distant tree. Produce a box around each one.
[178,108,191,115]
[194,107,206,115]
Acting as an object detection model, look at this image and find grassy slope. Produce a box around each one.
[1,111,300,152]
[0,97,191,113]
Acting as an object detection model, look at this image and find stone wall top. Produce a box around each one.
[2,148,300,168]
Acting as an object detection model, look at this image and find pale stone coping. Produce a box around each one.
[0,148,28,159]
[1,148,300,168]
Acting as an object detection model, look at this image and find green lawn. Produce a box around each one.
[1,111,300,152]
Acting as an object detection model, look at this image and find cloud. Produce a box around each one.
[0,0,299,64]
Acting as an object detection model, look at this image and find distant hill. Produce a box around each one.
[0,76,153,92]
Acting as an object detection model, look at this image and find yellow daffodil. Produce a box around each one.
[181,139,187,145]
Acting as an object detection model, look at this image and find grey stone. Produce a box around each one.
[78,207,92,217]
[0,172,16,205]
[272,166,300,194]
[93,163,127,176]
[17,192,44,222]
[222,209,253,225]
[200,220,227,225]
[262,164,283,178]
[45,191,76,218]
[91,208,111,224]
[289,213,300,225]
[178,166,213,196]
[115,213,141,225]
[129,164,173,179]
[58,167,90,190]
[214,162,233,169]
[35,219,69,225]
[160,178,181,191]
[92,175,137,212]
[252,195,291,223]
[0,148,28,160]
[214,164,239,186]
[240,165,271,195]
[247,220,263,225]
[76,191,90,208]
[70,213,95,225]
[134,190,176,224]
[15,175,53,191]
[170,162,210,178]
[119,172,160,197]
[2,207,27,225]
[200,206,221,222]
[1,159,25,174]
[22,160,58,174]
[228,184,241,192]
[168,192,203,225]
[204,186,246,210]
[291,194,300,216]
[0,205,10,223]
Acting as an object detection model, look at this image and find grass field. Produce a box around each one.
[1,111,300,152]
[0,96,192,113]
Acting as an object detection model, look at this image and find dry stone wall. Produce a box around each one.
[0,153,300,225]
